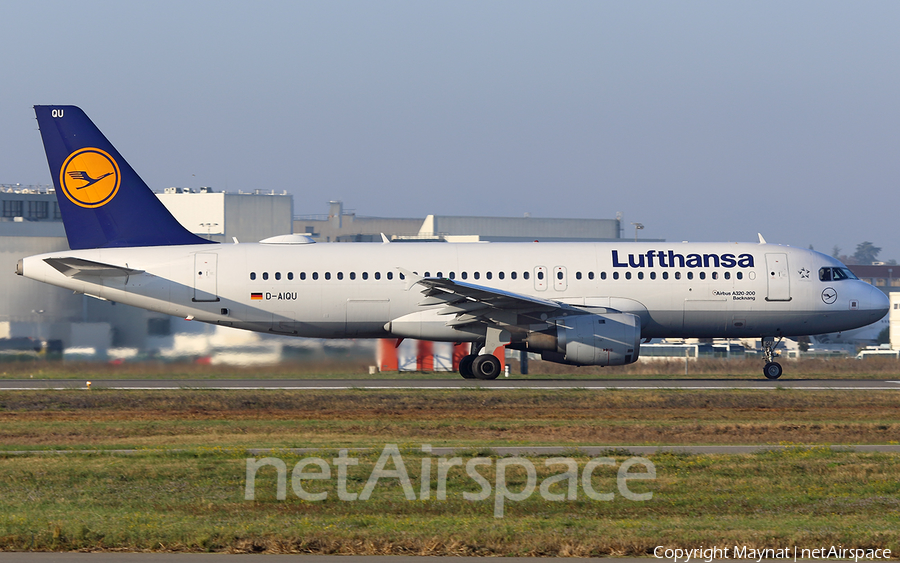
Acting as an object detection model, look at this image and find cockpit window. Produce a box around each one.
[833,267,858,280]
[819,267,858,282]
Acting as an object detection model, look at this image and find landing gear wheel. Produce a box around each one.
[760,336,785,379]
[471,355,501,380]
[459,354,477,379]
[763,362,783,380]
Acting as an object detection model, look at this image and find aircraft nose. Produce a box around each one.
[863,283,890,318]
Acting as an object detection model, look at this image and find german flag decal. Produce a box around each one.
[250,293,263,300]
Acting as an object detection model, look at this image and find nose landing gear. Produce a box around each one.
[761,336,783,379]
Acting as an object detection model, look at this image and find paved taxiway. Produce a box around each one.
[1,378,899,390]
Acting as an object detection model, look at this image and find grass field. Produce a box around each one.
[1,356,900,379]
[1,388,898,449]
[0,448,897,555]
[1,370,899,555]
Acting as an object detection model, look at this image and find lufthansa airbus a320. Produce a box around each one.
[17,106,889,380]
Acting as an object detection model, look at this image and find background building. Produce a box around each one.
[295,201,662,243]
[6,186,900,361]
[1,186,293,356]
[846,265,900,294]
[157,188,293,244]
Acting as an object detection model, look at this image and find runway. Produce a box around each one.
[1,378,899,390]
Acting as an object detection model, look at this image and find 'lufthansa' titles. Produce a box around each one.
[611,250,754,269]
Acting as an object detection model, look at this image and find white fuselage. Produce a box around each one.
[20,241,888,341]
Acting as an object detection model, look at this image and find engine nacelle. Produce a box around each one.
[520,312,641,366]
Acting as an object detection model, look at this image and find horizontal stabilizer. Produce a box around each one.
[44,257,144,278]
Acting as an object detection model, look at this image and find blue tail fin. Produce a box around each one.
[34,105,214,250]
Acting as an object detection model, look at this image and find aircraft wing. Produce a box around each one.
[400,268,570,330]
[44,257,144,278]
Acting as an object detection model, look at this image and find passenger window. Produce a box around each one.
[263,272,269,280]
[557,271,564,280]
[699,272,705,280]
[325,272,331,280]
[399,273,405,280]
[675,272,681,280]
[626,272,632,280]
[350,272,356,280]
[588,272,594,280]
[510,272,517,280]
[362,272,368,280]
[650,272,656,280]
[712,272,718,280]
[486,272,492,280]
[387,272,394,280]
[436,272,442,278]
[724,272,730,280]
[275,272,281,280]
[424,272,430,277]
[576,272,582,280]
[498,272,504,280]
[537,271,544,280]
[288,272,294,280]
[736,272,743,280]
[687,272,693,280]
[662,272,668,280]
[637,272,643,280]
[613,272,620,280]
[312,272,319,280]
[375,272,381,280]
[250,272,256,280]
[601,272,607,280]
[449,272,456,279]
[523,271,530,280]
[474,272,480,280]
[300,272,306,280]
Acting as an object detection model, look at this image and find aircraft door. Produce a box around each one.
[534,266,548,291]
[765,253,791,302]
[193,253,219,302]
[553,266,567,291]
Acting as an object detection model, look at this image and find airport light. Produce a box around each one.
[631,222,644,242]
[199,222,219,240]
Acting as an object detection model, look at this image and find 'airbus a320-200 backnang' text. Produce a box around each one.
[18,106,888,380]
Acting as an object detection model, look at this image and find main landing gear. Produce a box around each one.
[458,348,501,380]
[761,336,783,380]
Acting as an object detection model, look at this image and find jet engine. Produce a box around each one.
[513,312,641,366]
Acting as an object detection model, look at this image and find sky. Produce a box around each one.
[1,1,899,261]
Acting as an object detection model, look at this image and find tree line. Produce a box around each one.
[828,242,896,266]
